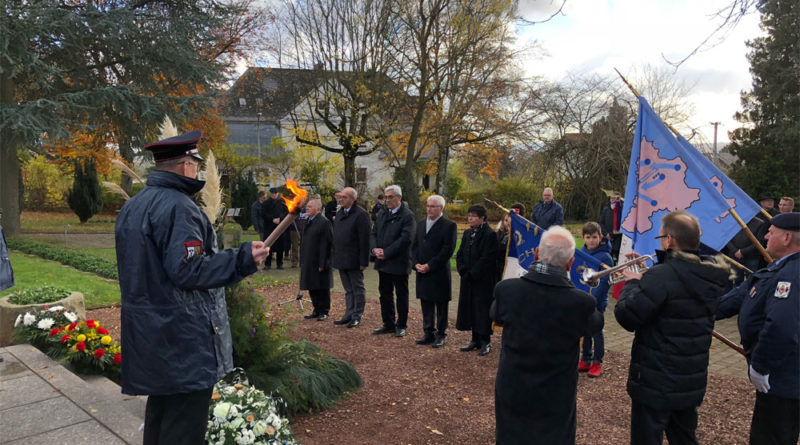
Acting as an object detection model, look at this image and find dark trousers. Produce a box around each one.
[421,299,448,338]
[265,231,285,267]
[143,387,213,445]
[631,400,698,445]
[378,271,409,329]
[309,288,330,315]
[339,268,365,320]
[750,392,800,445]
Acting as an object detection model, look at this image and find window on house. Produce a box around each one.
[238,97,246,107]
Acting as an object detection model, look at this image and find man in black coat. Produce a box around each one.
[413,195,457,348]
[614,210,732,445]
[456,204,498,356]
[250,190,266,239]
[299,198,333,321]
[261,187,288,269]
[370,185,416,337]
[332,187,371,328]
[491,226,603,445]
[723,215,767,284]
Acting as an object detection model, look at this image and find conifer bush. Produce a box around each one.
[67,160,103,223]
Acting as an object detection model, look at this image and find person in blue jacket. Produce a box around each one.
[530,187,564,230]
[716,212,800,445]
[577,222,613,378]
[115,130,269,445]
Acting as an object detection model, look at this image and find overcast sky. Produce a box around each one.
[515,0,763,144]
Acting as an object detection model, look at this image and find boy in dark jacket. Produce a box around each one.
[578,222,613,377]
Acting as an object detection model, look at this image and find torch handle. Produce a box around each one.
[263,212,299,247]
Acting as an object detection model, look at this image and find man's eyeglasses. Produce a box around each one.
[655,234,670,240]
[384,194,398,200]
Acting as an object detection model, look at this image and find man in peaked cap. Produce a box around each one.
[717,212,800,445]
[759,192,779,217]
[116,130,270,444]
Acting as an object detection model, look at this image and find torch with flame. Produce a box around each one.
[263,179,308,247]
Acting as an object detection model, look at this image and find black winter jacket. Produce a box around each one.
[614,249,732,410]
[370,205,415,275]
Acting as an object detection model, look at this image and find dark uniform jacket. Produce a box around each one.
[491,266,603,445]
[262,197,288,248]
[370,204,415,275]
[115,170,257,396]
[455,223,498,335]
[299,214,333,291]
[614,249,732,410]
[412,216,457,303]
[723,216,767,266]
[717,251,799,399]
[332,204,371,270]
[530,200,564,230]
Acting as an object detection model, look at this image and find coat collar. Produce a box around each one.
[520,266,574,288]
[147,170,205,196]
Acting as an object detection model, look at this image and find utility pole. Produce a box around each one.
[710,121,720,165]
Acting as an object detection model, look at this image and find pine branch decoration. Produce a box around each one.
[200,150,222,224]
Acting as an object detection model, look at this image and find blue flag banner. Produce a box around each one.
[619,97,757,259]
[503,212,601,293]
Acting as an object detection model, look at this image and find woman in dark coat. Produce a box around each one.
[456,205,498,356]
[299,198,333,319]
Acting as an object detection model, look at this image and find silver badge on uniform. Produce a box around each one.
[749,286,757,298]
[774,281,791,299]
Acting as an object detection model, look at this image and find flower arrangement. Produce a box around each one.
[13,306,121,377]
[207,376,297,445]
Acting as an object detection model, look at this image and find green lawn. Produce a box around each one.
[1,251,121,309]
[21,211,118,233]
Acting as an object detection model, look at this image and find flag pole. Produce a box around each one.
[614,67,772,265]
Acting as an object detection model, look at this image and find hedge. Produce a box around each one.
[7,238,118,280]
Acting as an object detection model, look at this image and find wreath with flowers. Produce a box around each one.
[13,306,121,377]
[207,371,297,445]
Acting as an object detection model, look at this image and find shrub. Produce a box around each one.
[7,238,118,279]
[226,282,361,416]
[67,160,104,223]
[231,172,258,230]
[7,286,71,305]
[22,155,72,209]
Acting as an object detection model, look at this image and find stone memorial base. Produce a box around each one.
[0,292,86,346]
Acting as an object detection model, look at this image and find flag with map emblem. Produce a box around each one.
[502,212,601,293]
[618,97,760,261]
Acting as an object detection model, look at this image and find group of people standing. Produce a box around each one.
[115,130,798,445]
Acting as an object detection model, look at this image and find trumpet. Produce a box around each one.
[581,254,656,286]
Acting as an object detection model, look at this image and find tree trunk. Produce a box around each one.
[0,70,21,236]
[343,153,356,188]
[434,138,450,197]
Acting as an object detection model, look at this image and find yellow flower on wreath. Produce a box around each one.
[76,334,86,342]
[101,336,112,346]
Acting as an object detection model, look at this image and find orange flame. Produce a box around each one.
[282,179,308,213]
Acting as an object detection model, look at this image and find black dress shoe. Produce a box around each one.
[303,312,319,319]
[478,343,491,356]
[347,319,361,328]
[416,335,435,345]
[317,314,329,321]
[432,337,446,348]
[460,341,479,352]
[373,325,395,335]
[395,328,407,337]
[333,318,351,325]
[276,266,284,270]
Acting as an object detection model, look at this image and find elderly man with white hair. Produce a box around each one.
[491,226,603,445]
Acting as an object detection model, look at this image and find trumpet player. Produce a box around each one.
[614,210,732,445]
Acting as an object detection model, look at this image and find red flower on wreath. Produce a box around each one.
[61,334,70,344]
[86,319,96,328]
[97,327,109,335]
[68,322,78,331]
[76,341,86,352]
[94,348,105,359]
[49,328,60,337]
[113,353,122,365]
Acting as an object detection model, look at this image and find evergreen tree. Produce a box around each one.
[728,0,800,197]
[231,171,259,230]
[67,160,103,223]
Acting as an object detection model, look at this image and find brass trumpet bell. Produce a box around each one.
[581,254,656,286]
